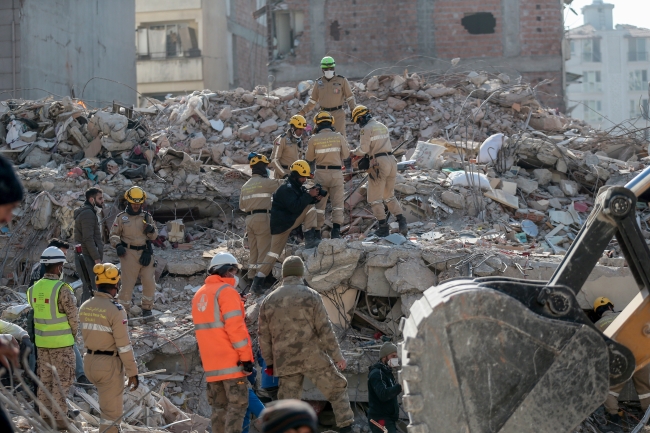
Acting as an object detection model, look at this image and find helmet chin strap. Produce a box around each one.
[126,203,142,216]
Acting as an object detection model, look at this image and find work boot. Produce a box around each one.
[331,223,341,239]
[75,375,93,387]
[251,276,266,295]
[142,309,154,323]
[396,214,408,236]
[304,230,321,249]
[339,425,353,433]
[603,413,624,433]
[373,220,390,238]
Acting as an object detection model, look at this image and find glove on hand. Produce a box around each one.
[116,245,127,257]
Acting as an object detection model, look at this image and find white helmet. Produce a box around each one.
[40,247,67,264]
[208,252,242,272]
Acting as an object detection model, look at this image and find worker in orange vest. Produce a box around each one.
[192,252,255,433]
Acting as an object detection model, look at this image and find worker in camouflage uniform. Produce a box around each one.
[270,115,307,179]
[258,256,353,433]
[299,56,356,138]
[27,247,78,430]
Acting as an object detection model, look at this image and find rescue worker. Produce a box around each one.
[306,111,350,239]
[594,296,650,427]
[79,263,139,433]
[299,56,356,138]
[258,256,354,433]
[0,155,23,225]
[74,187,104,300]
[251,162,324,294]
[109,186,158,319]
[367,342,403,433]
[239,154,284,280]
[27,247,78,430]
[351,105,408,237]
[192,253,255,433]
[260,399,319,433]
[270,115,307,178]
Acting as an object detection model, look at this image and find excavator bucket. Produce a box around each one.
[400,279,610,433]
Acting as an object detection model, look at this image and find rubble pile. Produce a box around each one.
[1,70,650,432]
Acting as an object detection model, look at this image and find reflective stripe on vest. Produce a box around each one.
[242,193,272,200]
[28,280,74,348]
[193,284,229,332]
[371,134,389,141]
[315,147,341,154]
[233,337,249,349]
[205,365,243,379]
[81,322,113,333]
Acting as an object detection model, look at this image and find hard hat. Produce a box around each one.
[314,111,335,126]
[124,186,146,204]
[289,115,307,129]
[93,263,121,285]
[593,296,613,310]
[209,252,242,271]
[40,247,67,264]
[290,160,311,178]
[321,56,335,69]
[249,153,270,166]
[352,105,370,123]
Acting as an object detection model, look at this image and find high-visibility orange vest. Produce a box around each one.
[192,275,253,382]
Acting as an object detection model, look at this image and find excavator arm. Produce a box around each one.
[401,166,650,433]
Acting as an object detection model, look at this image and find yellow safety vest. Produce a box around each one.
[27,279,74,348]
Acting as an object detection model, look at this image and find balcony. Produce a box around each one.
[137,56,203,84]
[629,51,649,62]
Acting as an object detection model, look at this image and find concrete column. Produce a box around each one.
[309,0,326,64]
[417,0,436,57]
[501,0,521,57]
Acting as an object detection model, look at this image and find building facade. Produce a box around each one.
[135,0,229,102]
[228,0,572,109]
[0,0,136,107]
[566,0,650,133]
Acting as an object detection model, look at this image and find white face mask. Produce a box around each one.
[234,275,240,288]
[323,70,335,79]
[388,357,400,368]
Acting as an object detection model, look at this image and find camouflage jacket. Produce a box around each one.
[258,276,343,376]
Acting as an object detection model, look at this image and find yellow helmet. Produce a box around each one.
[290,160,312,178]
[249,153,270,166]
[289,114,307,129]
[593,296,613,310]
[94,263,121,285]
[352,105,370,123]
[314,111,335,126]
[124,186,146,204]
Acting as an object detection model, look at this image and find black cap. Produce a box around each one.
[261,399,318,433]
[0,155,24,205]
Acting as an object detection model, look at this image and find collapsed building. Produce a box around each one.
[0,69,649,432]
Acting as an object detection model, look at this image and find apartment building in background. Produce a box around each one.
[0,0,136,106]
[566,0,650,134]
[135,0,229,103]
[229,0,573,109]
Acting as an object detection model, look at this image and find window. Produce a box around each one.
[583,71,602,92]
[570,40,576,55]
[584,100,602,122]
[136,22,200,59]
[629,70,648,91]
[629,38,648,62]
[273,11,304,57]
[630,99,649,118]
[582,39,602,62]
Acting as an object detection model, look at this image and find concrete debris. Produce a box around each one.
[1,69,649,432]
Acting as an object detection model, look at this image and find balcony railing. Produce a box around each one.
[582,52,602,62]
[628,51,649,62]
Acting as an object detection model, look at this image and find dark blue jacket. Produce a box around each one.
[367,362,402,421]
[270,177,315,235]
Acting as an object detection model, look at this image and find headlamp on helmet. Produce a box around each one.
[124,186,146,204]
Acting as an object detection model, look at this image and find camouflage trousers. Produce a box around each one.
[207,378,249,433]
[279,363,354,427]
[37,346,75,422]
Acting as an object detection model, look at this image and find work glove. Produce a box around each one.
[144,223,156,234]
[139,249,152,267]
[264,365,274,376]
[116,244,127,258]
[19,337,34,358]
[127,375,139,391]
[238,360,255,374]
